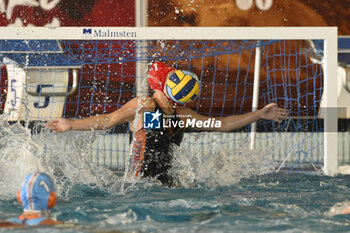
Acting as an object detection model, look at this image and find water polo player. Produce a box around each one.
[46,61,288,186]
[0,172,62,228]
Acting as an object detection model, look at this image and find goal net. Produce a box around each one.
[0,27,338,175]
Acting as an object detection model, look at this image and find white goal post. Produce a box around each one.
[0,27,338,175]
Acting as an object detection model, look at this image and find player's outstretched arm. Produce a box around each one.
[177,103,288,132]
[45,118,72,132]
[259,103,289,122]
[46,97,143,132]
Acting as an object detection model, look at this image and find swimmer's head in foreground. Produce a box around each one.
[17,172,57,212]
[0,172,62,228]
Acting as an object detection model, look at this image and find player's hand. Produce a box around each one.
[260,103,289,123]
[45,118,72,132]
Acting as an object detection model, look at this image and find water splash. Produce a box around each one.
[0,110,278,199]
[0,115,119,199]
[170,133,277,188]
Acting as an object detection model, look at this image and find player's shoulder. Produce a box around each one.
[0,221,26,228]
[134,95,156,109]
[40,219,63,225]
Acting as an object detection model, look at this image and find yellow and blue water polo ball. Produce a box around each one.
[165,70,200,104]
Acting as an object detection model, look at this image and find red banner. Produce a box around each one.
[0,0,134,27]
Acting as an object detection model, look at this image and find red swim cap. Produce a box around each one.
[147,62,175,91]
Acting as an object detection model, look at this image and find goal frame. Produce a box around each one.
[0,27,338,175]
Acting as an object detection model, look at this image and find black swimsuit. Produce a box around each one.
[129,102,184,186]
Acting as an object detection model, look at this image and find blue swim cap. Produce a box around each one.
[19,173,55,211]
